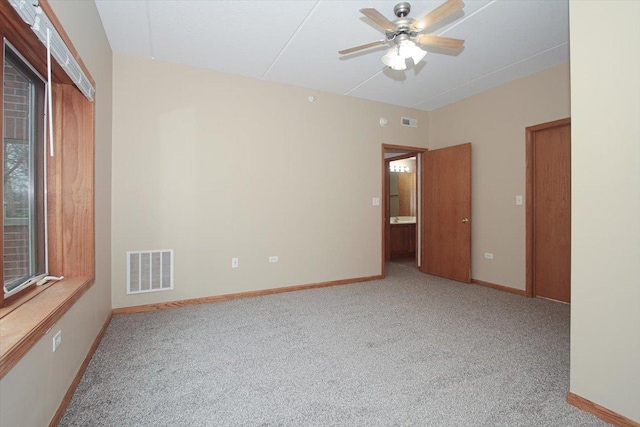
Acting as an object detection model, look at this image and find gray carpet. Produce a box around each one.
[60,263,607,426]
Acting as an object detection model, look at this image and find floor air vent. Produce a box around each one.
[127,250,173,294]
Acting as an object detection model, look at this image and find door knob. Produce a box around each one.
[461,218,469,223]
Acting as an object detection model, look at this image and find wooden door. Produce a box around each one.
[528,119,571,303]
[421,143,471,283]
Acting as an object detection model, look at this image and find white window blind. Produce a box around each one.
[8,0,95,101]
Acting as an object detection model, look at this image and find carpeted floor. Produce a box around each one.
[60,263,606,426]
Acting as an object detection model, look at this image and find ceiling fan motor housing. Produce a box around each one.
[387,19,415,43]
[388,3,416,43]
[394,2,411,18]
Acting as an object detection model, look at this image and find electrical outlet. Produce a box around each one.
[53,330,62,352]
[484,252,494,260]
[231,257,239,268]
[269,256,279,263]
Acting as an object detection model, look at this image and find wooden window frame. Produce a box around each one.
[0,0,96,379]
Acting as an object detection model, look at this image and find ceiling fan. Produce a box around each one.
[339,0,465,71]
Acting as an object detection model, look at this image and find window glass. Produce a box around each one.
[3,46,46,295]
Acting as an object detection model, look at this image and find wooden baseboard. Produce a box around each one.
[49,312,112,427]
[112,275,383,315]
[567,392,639,427]
[471,279,527,296]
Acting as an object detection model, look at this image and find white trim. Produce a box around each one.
[3,39,45,83]
[3,273,47,298]
[46,28,54,157]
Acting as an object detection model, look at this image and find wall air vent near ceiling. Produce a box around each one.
[401,117,418,128]
[127,250,173,294]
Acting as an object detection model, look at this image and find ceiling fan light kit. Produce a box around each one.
[339,0,466,71]
[382,46,407,71]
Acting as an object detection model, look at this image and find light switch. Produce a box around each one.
[372,197,380,206]
[516,195,523,205]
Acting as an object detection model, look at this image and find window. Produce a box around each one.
[0,0,97,379]
[2,45,47,297]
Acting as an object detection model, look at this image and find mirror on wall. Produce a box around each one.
[389,157,417,217]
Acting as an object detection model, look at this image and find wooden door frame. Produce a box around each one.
[525,117,571,297]
[381,143,427,278]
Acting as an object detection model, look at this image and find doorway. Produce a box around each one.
[388,154,417,263]
[382,142,472,282]
[526,118,571,303]
[381,144,426,277]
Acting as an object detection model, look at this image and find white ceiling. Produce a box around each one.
[94,0,569,111]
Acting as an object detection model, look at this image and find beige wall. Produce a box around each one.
[428,63,570,290]
[569,1,640,422]
[3,3,634,423]
[111,54,428,309]
[0,2,112,426]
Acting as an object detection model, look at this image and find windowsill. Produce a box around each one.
[0,276,94,379]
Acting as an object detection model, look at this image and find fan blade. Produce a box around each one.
[412,0,465,32]
[339,40,387,55]
[360,8,396,32]
[415,34,465,49]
